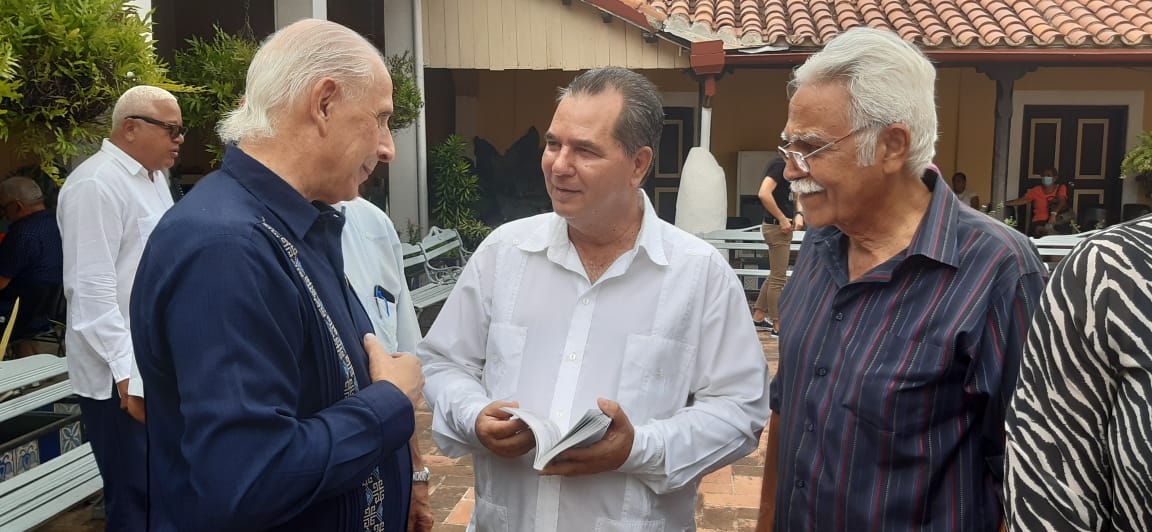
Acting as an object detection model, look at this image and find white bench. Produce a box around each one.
[1033,231,1093,271]
[700,226,1089,282]
[0,443,100,531]
[698,227,805,286]
[0,355,102,530]
[403,227,471,313]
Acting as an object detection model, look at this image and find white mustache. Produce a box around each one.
[789,179,825,195]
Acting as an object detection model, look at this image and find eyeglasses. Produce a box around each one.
[778,126,874,174]
[127,115,188,141]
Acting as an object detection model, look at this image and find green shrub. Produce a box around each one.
[388,51,423,132]
[171,26,258,167]
[1121,131,1152,177]
[429,134,491,247]
[0,0,187,182]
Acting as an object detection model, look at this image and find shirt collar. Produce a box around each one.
[220,145,326,240]
[809,165,961,274]
[905,167,960,268]
[517,191,670,267]
[100,139,152,181]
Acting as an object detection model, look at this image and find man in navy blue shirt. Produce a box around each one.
[0,176,62,346]
[131,19,423,531]
[756,28,1046,531]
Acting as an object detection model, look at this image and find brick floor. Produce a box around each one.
[40,332,778,532]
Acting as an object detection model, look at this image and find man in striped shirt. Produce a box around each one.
[756,28,1047,531]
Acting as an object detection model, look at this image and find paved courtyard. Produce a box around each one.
[41,331,779,532]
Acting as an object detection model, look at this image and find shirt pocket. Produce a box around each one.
[470,497,510,532]
[594,517,666,532]
[842,336,952,435]
[482,323,526,401]
[137,213,163,242]
[617,334,696,422]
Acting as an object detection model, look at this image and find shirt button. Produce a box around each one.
[796,479,806,488]
[568,352,578,361]
[581,298,590,305]
[834,311,844,321]
[806,422,814,432]
[512,239,520,245]
[816,367,828,376]
[556,411,565,418]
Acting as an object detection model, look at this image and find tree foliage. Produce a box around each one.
[0,0,188,182]
[172,26,258,166]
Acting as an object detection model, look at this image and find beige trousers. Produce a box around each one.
[752,222,791,321]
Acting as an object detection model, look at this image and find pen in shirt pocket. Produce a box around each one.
[373,285,395,318]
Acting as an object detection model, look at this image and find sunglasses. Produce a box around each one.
[127,115,188,141]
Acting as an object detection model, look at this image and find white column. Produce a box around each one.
[383,0,428,234]
[275,0,327,28]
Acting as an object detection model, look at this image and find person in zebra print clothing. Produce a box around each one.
[1005,213,1152,531]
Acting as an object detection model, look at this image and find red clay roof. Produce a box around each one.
[597,0,1152,50]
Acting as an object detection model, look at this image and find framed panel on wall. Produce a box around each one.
[654,187,679,222]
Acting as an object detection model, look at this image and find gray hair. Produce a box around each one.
[558,67,664,157]
[790,27,938,177]
[111,86,179,133]
[0,177,45,205]
[218,19,385,144]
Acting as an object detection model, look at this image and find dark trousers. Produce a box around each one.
[78,384,147,532]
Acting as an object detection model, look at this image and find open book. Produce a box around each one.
[500,406,612,470]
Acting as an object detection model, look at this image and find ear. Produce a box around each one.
[309,78,340,136]
[121,119,138,142]
[876,124,911,175]
[630,146,654,188]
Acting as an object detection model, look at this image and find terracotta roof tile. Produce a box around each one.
[604,0,1152,50]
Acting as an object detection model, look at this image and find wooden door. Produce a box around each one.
[644,106,694,223]
[1018,105,1127,223]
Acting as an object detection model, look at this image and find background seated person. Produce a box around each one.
[0,176,63,354]
[1005,167,1068,236]
[951,172,981,209]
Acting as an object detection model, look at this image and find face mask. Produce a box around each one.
[1041,176,1054,186]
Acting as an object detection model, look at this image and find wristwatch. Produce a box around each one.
[412,466,430,483]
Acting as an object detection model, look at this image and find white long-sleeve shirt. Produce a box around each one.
[58,139,173,399]
[418,193,771,532]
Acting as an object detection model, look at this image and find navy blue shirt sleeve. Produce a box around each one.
[137,232,414,530]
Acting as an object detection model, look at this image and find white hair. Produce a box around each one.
[218,19,385,144]
[111,85,179,132]
[0,176,45,205]
[790,27,938,177]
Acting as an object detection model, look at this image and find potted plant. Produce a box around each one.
[1121,130,1152,198]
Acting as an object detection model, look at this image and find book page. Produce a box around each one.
[534,409,611,470]
[499,406,563,454]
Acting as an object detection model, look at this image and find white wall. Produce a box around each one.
[383,0,427,234]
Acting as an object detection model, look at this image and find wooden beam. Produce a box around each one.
[690,40,725,76]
